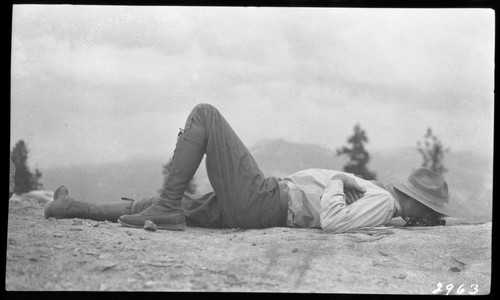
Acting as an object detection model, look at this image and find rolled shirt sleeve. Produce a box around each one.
[320,179,395,233]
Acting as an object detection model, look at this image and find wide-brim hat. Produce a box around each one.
[393,167,453,216]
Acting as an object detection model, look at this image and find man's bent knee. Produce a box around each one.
[180,103,220,143]
[192,103,219,117]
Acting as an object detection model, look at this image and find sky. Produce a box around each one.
[10,6,495,169]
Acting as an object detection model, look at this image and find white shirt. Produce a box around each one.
[284,168,401,233]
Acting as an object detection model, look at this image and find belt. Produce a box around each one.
[277,179,290,226]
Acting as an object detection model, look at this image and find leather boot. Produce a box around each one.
[44,186,155,222]
[118,136,205,230]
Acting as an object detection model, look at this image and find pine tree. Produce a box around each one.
[337,123,377,180]
[10,140,43,194]
[417,128,449,175]
[158,156,197,195]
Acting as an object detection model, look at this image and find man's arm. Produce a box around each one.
[345,174,366,204]
[320,174,394,233]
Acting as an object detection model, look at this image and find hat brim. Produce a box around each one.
[393,183,453,216]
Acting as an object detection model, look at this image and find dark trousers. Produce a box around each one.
[171,104,288,229]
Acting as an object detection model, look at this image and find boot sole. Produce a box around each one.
[118,219,186,231]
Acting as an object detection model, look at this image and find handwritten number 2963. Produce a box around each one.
[432,283,479,295]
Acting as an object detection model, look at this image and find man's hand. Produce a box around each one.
[345,188,365,205]
[331,174,366,205]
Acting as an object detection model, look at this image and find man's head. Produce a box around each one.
[394,188,446,226]
[394,168,451,227]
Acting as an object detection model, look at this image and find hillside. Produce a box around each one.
[6,198,492,293]
[41,139,492,222]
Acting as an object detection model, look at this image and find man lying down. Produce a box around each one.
[45,103,451,233]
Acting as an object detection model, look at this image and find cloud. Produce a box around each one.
[12,5,193,52]
[10,6,494,169]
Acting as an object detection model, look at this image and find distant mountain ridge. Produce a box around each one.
[250,139,344,177]
[42,159,165,203]
[41,139,492,222]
